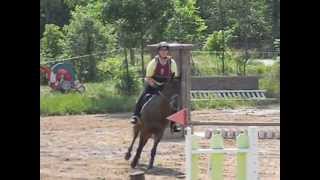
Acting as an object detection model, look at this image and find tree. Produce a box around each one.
[40,0,70,38]
[63,6,116,81]
[40,24,65,60]
[164,0,207,45]
[64,0,90,9]
[227,0,272,75]
[229,0,271,48]
[265,0,280,40]
[102,0,174,78]
[203,29,234,74]
[196,0,232,34]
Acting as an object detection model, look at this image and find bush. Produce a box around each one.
[260,61,280,98]
[115,68,141,96]
[97,56,141,96]
[97,57,123,81]
[246,61,268,75]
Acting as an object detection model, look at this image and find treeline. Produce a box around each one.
[40,0,280,82]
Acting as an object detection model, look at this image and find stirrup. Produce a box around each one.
[173,125,181,132]
[130,115,140,124]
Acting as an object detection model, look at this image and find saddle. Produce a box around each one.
[139,93,155,113]
[139,92,180,132]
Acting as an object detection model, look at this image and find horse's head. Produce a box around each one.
[156,73,181,111]
[160,73,180,96]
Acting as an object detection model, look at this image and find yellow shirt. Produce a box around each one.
[145,56,178,78]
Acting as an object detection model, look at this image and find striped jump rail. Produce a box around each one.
[190,90,272,101]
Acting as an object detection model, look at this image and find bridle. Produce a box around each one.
[158,90,179,111]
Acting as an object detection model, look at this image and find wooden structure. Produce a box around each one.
[147,43,193,137]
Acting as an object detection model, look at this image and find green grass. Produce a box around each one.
[40,82,137,116]
[41,81,278,116]
[191,99,279,110]
[191,100,256,110]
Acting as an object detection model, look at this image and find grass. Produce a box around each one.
[191,100,256,110]
[41,82,278,116]
[40,82,137,116]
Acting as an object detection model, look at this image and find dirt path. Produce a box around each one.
[40,106,279,180]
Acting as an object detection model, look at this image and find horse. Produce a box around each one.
[125,75,181,169]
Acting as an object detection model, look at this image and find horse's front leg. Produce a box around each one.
[125,125,139,160]
[131,133,151,168]
[148,132,163,169]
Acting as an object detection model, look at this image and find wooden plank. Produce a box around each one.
[192,148,249,154]
[129,171,145,180]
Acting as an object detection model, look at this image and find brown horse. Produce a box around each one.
[125,76,181,169]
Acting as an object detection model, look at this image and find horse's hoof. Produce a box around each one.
[125,153,131,160]
[130,162,137,168]
[147,165,153,170]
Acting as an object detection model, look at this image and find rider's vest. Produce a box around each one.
[152,56,172,83]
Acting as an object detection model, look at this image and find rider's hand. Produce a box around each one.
[149,80,156,87]
[145,77,156,87]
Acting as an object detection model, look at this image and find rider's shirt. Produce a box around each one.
[146,55,178,83]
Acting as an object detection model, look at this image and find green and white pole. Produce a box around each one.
[209,129,224,180]
[185,127,192,180]
[236,129,249,180]
[247,126,258,180]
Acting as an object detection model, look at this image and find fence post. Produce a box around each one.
[209,129,224,180]
[191,134,200,179]
[236,130,249,180]
[185,127,192,180]
[247,126,258,180]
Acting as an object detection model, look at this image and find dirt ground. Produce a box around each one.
[40,105,280,180]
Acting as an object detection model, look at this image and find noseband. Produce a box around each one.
[158,91,179,111]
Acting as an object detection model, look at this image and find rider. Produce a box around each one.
[130,42,181,132]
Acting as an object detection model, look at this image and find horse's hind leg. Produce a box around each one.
[148,132,163,169]
[131,133,151,168]
[125,125,139,160]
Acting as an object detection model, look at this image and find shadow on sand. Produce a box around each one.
[132,164,185,178]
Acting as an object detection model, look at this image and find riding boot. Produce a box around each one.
[131,104,142,124]
[131,90,147,124]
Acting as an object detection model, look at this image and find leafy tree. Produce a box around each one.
[63,6,116,81]
[226,0,272,75]
[40,24,65,60]
[40,0,70,38]
[102,0,174,78]
[164,0,207,45]
[64,0,90,9]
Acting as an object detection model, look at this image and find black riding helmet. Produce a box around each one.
[157,41,170,51]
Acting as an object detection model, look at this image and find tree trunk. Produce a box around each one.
[140,33,145,84]
[86,34,96,81]
[124,48,130,95]
[272,0,280,40]
[89,54,97,81]
[221,30,225,75]
[129,48,135,65]
[243,37,249,76]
